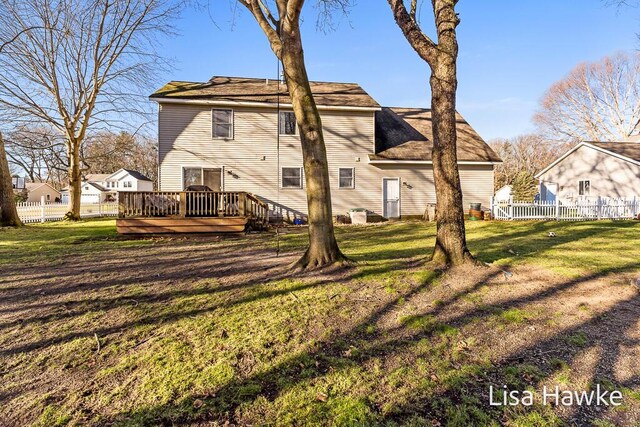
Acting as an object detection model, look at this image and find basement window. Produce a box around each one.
[282,167,302,188]
[578,180,590,196]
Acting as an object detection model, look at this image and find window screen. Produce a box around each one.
[339,168,354,188]
[282,167,302,188]
[212,109,233,138]
[279,111,297,135]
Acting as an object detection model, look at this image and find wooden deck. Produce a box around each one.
[116,191,268,234]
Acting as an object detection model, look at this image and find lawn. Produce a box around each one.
[0,219,639,426]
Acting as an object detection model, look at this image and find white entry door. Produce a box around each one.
[383,178,400,218]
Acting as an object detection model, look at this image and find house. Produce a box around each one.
[15,182,60,203]
[535,141,640,202]
[150,76,501,220]
[494,185,512,202]
[60,169,153,203]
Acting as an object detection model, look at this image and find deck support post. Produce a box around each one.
[179,192,187,218]
[239,192,246,217]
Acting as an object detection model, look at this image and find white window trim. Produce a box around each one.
[211,108,234,140]
[338,167,355,189]
[281,166,303,189]
[278,111,297,136]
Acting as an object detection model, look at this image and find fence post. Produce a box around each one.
[40,195,46,223]
[508,197,513,220]
[98,197,102,217]
[555,197,560,221]
[490,196,494,220]
[596,196,602,220]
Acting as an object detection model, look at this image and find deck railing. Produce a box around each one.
[118,191,269,225]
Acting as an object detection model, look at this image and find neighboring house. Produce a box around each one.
[104,169,154,192]
[150,76,501,219]
[60,169,153,203]
[16,182,61,203]
[535,141,640,202]
[494,185,512,201]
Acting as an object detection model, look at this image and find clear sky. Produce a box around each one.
[158,1,639,140]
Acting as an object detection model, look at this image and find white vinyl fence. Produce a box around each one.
[16,196,117,223]
[491,196,640,221]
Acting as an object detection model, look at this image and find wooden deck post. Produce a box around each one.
[179,192,187,218]
[239,192,246,217]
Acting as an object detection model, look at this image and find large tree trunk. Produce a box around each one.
[429,56,473,265]
[65,140,82,220]
[387,0,474,267]
[0,132,23,227]
[281,19,346,270]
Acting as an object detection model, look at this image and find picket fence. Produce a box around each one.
[16,197,118,223]
[491,196,640,221]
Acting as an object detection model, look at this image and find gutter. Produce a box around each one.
[368,158,502,165]
[149,97,382,113]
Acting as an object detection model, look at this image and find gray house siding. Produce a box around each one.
[158,102,495,218]
[537,145,640,200]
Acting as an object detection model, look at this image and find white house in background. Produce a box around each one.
[493,185,512,201]
[16,182,61,203]
[535,142,640,202]
[60,169,153,203]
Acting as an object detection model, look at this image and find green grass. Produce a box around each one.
[0,218,150,266]
[1,218,639,426]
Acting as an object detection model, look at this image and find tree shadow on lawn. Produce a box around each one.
[1,220,639,425]
[100,259,640,426]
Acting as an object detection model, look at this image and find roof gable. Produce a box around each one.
[371,107,501,163]
[535,141,640,178]
[106,168,152,182]
[150,76,380,109]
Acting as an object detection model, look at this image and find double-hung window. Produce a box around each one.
[282,167,302,188]
[578,180,590,196]
[279,111,297,135]
[212,109,233,139]
[338,168,355,189]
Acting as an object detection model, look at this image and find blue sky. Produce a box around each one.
[159,1,639,140]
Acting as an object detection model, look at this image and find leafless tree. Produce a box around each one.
[489,134,570,200]
[235,0,352,270]
[4,126,67,187]
[0,0,180,219]
[83,131,158,184]
[535,52,640,142]
[387,0,472,266]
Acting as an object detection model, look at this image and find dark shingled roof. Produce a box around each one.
[587,142,640,162]
[151,76,380,109]
[121,169,152,181]
[372,107,501,162]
